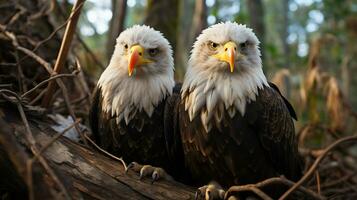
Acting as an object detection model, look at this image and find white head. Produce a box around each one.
[182,22,269,132]
[98,25,175,125]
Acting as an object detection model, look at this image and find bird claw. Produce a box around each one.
[125,161,142,174]
[126,162,172,184]
[195,182,225,200]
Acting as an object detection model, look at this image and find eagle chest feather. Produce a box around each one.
[90,87,170,168]
[179,86,302,187]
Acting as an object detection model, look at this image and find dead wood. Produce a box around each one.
[0,102,195,200]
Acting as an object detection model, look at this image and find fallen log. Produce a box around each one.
[0,104,195,200]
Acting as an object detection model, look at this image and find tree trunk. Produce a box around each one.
[106,0,127,61]
[246,0,265,64]
[144,0,179,59]
[281,0,291,97]
[175,0,195,79]
[190,0,207,45]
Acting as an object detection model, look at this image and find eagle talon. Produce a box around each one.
[126,162,172,183]
[151,171,158,184]
[195,182,225,200]
[125,162,143,174]
[140,165,172,184]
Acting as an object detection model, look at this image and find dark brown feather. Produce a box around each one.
[176,85,303,191]
[89,86,171,170]
[163,83,195,183]
[269,82,298,120]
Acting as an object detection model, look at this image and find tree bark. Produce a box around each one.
[246,0,265,63]
[175,0,195,79]
[106,0,127,61]
[144,0,179,58]
[0,105,195,200]
[281,0,291,97]
[190,0,207,45]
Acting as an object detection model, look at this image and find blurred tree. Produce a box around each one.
[190,0,207,43]
[144,0,181,80]
[234,0,248,24]
[106,0,127,61]
[176,0,195,79]
[281,0,291,97]
[144,0,179,54]
[246,0,265,65]
[281,0,289,67]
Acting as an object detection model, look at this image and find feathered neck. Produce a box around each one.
[181,66,268,132]
[98,65,174,125]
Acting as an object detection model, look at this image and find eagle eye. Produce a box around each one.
[148,48,159,56]
[124,44,129,49]
[208,41,219,50]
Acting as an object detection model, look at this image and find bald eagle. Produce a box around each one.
[166,22,303,198]
[89,25,175,176]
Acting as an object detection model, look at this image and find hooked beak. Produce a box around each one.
[128,45,153,76]
[212,41,237,73]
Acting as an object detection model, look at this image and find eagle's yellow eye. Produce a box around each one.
[208,41,219,50]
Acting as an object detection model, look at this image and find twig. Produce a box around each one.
[279,135,357,200]
[0,24,53,74]
[56,79,88,146]
[75,58,92,104]
[315,171,321,195]
[29,89,47,105]
[42,0,85,107]
[320,172,356,188]
[51,0,105,70]
[14,51,26,93]
[0,89,71,200]
[76,36,105,70]
[84,134,127,171]
[225,176,324,200]
[22,72,78,98]
[6,5,26,27]
[31,1,84,54]
[0,24,88,145]
[28,0,55,21]
[16,1,85,67]
[229,186,273,200]
[0,62,16,66]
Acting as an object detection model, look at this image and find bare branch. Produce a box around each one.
[279,135,357,200]
[225,176,324,200]
[42,0,85,107]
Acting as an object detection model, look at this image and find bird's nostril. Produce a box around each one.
[225,48,228,51]
[234,47,237,51]
[139,52,142,56]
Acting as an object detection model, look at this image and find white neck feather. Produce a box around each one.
[98,65,174,125]
[181,66,268,132]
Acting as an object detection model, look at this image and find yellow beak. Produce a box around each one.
[212,41,237,73]
[128,45,153,76]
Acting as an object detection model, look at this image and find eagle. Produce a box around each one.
[165,22,303,199]
[89,25,176,180]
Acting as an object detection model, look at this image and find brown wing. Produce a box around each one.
[164,83,182,162]
[89,86,122,152]
[89,86,117,149]
[89,86,170,168]
[163,83,194,183]
[178,101,237,186]
[268,82,297,120]
[89,86,102,144]
[255,86,303,181]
